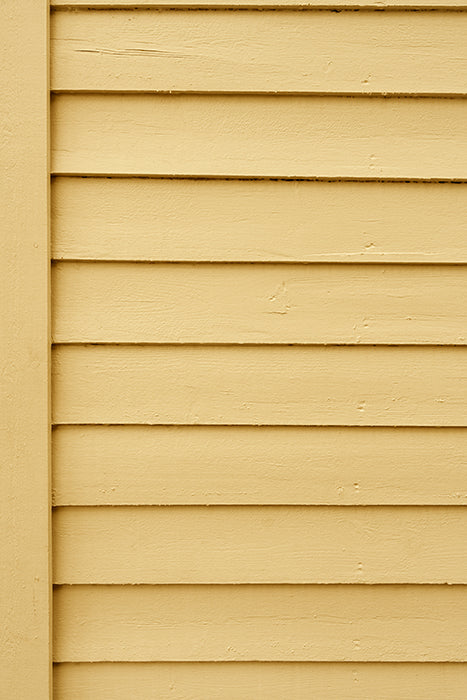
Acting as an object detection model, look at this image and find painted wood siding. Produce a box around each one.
[51,3,467,698]
[1,3,51,698]
[51,10,467,94]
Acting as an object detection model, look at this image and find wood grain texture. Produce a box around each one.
[51,94,467,179]
[54,584,467,661]
[0,2,51,698]
[52,345,467,426]
[50,0,467,8]
[53,505,467,584]
[51,10,467,94]
[52,261,467,345]
[53,662,467,700]
[52,178,467,263]
[52,425,467,505]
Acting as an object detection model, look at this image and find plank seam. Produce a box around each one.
[51,422,467,427]
[50,91,467,98]
[51,259,467,266]
[50,173,467,183]
[51,258,467,263]
[51,660,467,664]
[51,91,467,98]
[52,504,467,508]
[52,585,467,590]
[50,6,467,12]
[51,342,467,347]
[51,423,466,428]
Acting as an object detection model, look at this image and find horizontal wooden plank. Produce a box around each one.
[51,178,467,263]
[50,0,467,8]
[53,505,467,584]
[52,261,467,345]
[51,94,467,179]
[53,662,467,700]
[54,584,467,661]
[51,10,467,94]
[52,345,467,426]
[52,425,467,505]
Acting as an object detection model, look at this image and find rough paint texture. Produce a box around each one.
[51,4,467,699]
[53,506,467,583]
[53,662,467,700]
[51,10,467,94]
[52,425,467,505]
[52,178,467,263]
[55,661,465,700]
[52,94,467,179]
[54,585,467,661]
[52,261,467,344]
[52,345,467,426]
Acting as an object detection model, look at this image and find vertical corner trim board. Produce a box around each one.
[0,1,51,699]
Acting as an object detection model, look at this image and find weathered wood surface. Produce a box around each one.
[51,10,467,94]
[51,94,467,179]
[53,425,467,505]
[52,178,467,263]
[51,3,467,695]
[53,662,467,700]
[54,584,467,661]
[53,505,467,583]
[52,345,467,426]
[53,261,467,344]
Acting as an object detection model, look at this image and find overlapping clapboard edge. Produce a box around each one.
[52,504,467,583]
[51,175,467,262]
[52,662,467,700]
[52,425,467,505]
[53,584,467,662]
[51,9,467,94]
[51,344,467,426]
[51,94,467,178]
[52,260,467,344]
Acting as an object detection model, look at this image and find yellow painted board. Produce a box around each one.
[51,94,467,179]
[53,261,467,345]
[52,178,467,263]
[51,10,467,94]
[54,584,467,661]
[52,345,467,426]
[53,425,467,505]
[50,0,467,8]
[0,1,51,698]
[53,505,467,584]
[53,662,467,700]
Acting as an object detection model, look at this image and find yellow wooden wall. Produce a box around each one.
[1,3,51,698]
[50,2,467,698]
